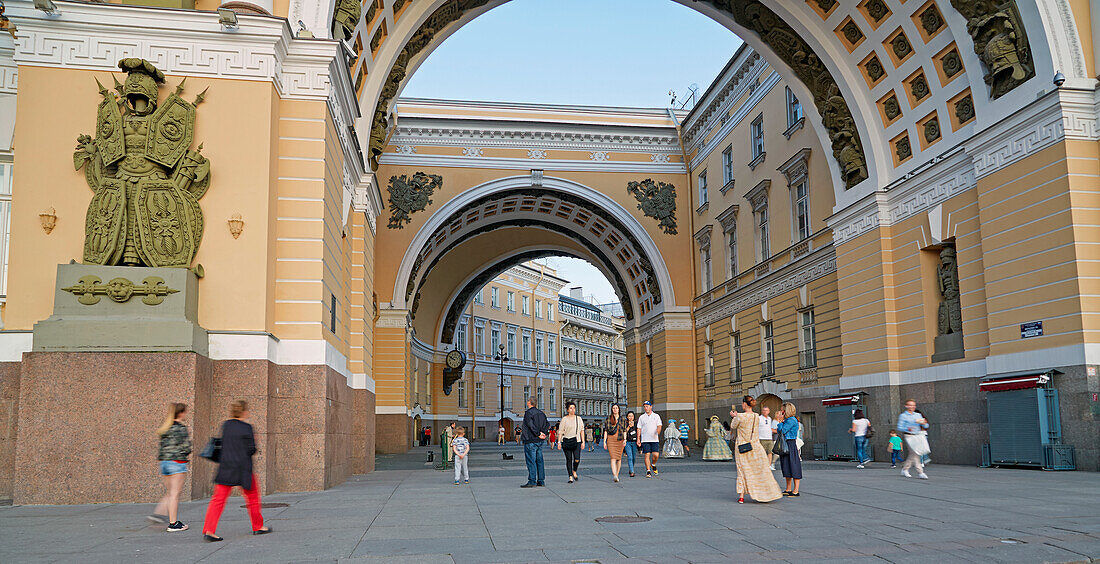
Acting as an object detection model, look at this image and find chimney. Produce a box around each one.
[569,286,584,299]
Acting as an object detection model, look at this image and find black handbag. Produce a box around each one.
[736,414,756,454]
[772,434,788,456]
[200,437,222,462]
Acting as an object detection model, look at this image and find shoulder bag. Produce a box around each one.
[864,420,874,439]
[772,426,788,456]
[200,436,222,462]
[736,414,755,454]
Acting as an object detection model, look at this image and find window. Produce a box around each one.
[536,336,544,362]
[507,331,516,358]
[0,162,11,298]
[794,181,810,241]
[523,385,530,404]
[491,328,500,353]
[698,170,708,207]
[547,303,554,321]
[522,295,530,315]
[502,384,511,410]
[457,380,466,408]
[474,325,484,355]
[722,146,733,186]
[730,332,742,383]
[475,382,484,408]
[548,339,555,363]
[507,291,515,312]
[522,334,530,361]
[550,388,556,410]
[800,308,817,369]
[537,386,544,409]
[701,247,712,292]
[726,226,738,279]
[491,287,499,308]
[800,411,817,442]
[535,299,542,318]
[474,289,483,304]
[758,205,770,261]
[786,86,803,128]
[455,322,467,351]
[762,321,774,376]
[705,341,714,387]
[329,294,337,334]
[751,114,764,159]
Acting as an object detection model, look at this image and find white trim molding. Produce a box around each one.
[0,331,32,362]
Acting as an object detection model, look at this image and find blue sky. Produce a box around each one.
[402,0,743,109]
[404,0,743,305]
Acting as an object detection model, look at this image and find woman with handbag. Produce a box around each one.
[556,401,585,483]
[602,404,626,482]
[775,402,802,497]
[150,402,191,532]
[729,396,782,504]
[201,400,272,541]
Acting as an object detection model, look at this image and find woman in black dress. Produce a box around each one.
[201,400,272,541]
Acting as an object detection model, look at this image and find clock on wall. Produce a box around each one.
[446,349,467,370]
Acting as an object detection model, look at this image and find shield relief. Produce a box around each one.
[82,178,126,265]
[145,93,195,169]
[134,179,196,267]
[95,97,125,167]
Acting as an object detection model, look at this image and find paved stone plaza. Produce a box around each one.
[2,443,1098,563]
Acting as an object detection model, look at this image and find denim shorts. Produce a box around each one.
[160,460,189,476]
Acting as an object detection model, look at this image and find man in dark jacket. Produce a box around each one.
[520,398,549,488]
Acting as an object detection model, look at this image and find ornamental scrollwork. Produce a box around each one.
[386,171,443,229]
[62,275,179,306]
[74,58,210,268]
[950,0,1034,99]
[627,179,677,235]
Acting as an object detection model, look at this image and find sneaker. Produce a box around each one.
[901,470,912,478]
[769,464,776,471]
[464,480,469,484]
[454,480,460,485]
[652,468,658,476]
[646,471,652,478]
[917,473,929,480]
[147,514,168,524]
[856,464,865,469]
[166,521,188,532]
[613,477,619,483]
[891,464,897,468]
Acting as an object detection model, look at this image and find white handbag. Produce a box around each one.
[905,434,931,456]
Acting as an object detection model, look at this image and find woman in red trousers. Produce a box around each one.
[202,400,272,541]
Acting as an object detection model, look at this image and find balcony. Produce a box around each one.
[729,365,742,383]
[799,348,817,369]
[760,359,775,377]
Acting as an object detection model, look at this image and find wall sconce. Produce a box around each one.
[39,207,57,234]
[227,213,244,239]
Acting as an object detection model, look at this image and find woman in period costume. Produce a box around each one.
[729,396,782,504]
[662,419,685,458]
[702,415,733,461]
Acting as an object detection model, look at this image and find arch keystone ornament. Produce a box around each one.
[74,58,210,268]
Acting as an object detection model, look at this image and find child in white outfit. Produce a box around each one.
[451,427,470,484]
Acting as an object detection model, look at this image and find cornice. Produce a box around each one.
[682,49,764,144]
[686,64,779,169]
[715,203,739,232]
[776,148,811,187]
[745,179,771,211]
[377,152,687,174]
[7,0,341,101]
[695,245,836,328]
[376,308,410,329]
[388,120,682,153]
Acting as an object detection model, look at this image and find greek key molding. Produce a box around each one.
[376,308,410,329]
[388,124,681,154]
[7,0,341,101]
[695,245,837,328]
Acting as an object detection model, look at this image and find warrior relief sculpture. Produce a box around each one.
[74,58,210,268]
[937,245,962,336]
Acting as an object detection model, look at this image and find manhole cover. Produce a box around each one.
[595,515,652,523]
[240,502,289,509]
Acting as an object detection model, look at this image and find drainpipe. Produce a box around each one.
[468,299,475,437]
[667,107,702,446]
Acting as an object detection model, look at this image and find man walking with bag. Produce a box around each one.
[896,399,929,479]
[520,398,549,488]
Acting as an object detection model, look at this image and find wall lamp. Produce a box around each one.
[217,8,238,30]
[33,0,59,16]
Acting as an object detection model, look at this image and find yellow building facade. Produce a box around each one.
[0,0,1097,503]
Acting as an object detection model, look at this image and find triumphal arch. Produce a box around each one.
[0,0,1095,503]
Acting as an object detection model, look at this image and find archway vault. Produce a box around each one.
[393,175,679,336]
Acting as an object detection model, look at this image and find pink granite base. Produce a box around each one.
[9,353,374,504]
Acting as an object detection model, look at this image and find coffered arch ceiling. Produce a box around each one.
[400,179,678,340]
[349,0,1082,210]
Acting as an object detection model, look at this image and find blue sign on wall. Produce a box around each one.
[1021,321,1043,338]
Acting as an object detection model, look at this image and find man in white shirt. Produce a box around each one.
[758,406,777,471]
[635,401,663,477]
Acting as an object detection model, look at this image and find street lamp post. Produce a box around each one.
[494,343,508,440]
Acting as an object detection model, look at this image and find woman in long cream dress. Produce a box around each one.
[729,395,782,503]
